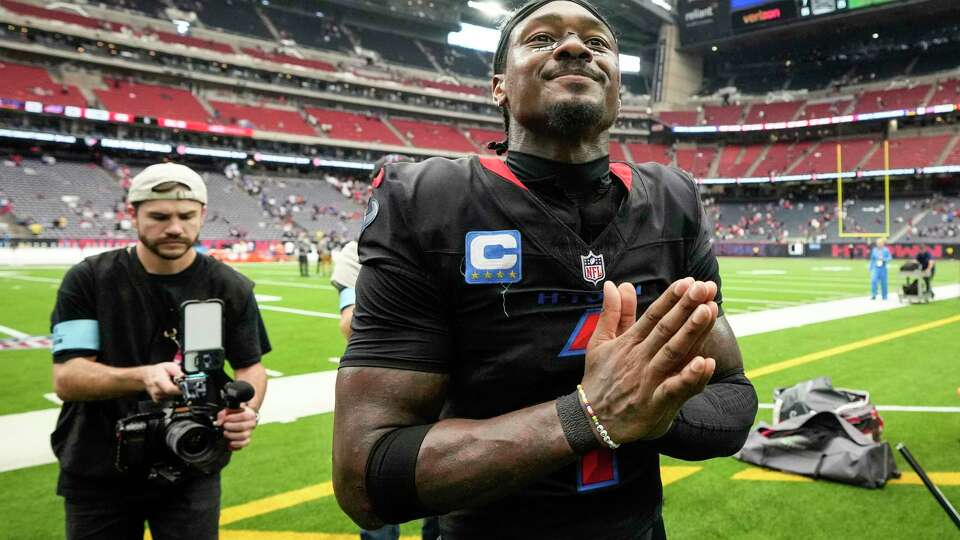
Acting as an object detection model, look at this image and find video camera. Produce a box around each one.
[115,300,255,485]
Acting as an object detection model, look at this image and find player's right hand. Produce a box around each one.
[140,362,183,402]
[581,278,718,444]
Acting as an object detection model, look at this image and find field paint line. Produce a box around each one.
[254,294,283,303]
[218,465,700,531]
[758,403,960,413]
[219,482,334,526]
[722,285,851,295]
[43,393,62,405]
[889,472,960,486]
[329,357,340,364]
[259,305,340,319]
[661,465,702,486]
[222,532,402,540]
[733,468,960,486]
[732,469,813,482]
[0,273,61,284]
[723,298,801,306]
[264,369,284,377]
[726,283,960,338]
[0,324,29,339]
[746,313,960,379]
[254,279,335,290]
[0,370,339,472]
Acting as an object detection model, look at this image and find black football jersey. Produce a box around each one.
[341,155,722,539]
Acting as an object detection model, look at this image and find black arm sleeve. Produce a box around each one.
[683,174,723,314]
[339,163,454,373]
[655,369,758,460]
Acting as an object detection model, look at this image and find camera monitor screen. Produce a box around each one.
[182,300,223,352]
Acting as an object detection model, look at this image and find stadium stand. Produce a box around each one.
[853,85,932,115]
[626,142,671,165]
[241,47,336,72]
[675,147,717,178]
[305,107,405,146]
[609,142,627,163]
[703,105,742,125]
[0,0,125,32]
[753,142,815,177]
[192,0,274,41]
[418,40,491,79]
[463,127,503,154]
[348,25,434,70]
[928,79,960,107]
[152,31,235,56]
[799,101,848,119]
[95,79,211,122]
[744,101,804,124]
[658,110,698,126]
[791,139,878,175]
[264,7,353,53]
[388,117,476,152]
[860,135,952,170]
[0,61,87,107]
[209,100,317,136]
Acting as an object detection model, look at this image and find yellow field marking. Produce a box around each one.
[732,468,813,482]
[661,465,702,486]
[746,313,960,379]
[220,482,334,526]
[221,532,419,540]
[889,472,960,486]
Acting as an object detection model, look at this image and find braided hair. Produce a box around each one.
[488,0,618,155]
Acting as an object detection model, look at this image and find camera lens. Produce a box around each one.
[165,419,217,464]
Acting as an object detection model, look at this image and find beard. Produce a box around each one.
[139,234,196,260]
[542,99,606,139]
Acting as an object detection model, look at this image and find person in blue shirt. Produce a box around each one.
[916,245,936,297]
[869,238,892,300]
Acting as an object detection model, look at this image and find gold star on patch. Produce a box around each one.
[471,272,479,279]
[509,271,517,279]
[496,271,504,278]
[484,271,493,279]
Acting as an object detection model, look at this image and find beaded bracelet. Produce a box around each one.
[576,385,620,450]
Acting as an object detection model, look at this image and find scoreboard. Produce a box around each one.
[679,0,902,46]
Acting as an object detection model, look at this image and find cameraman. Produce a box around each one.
[50,163,270,540]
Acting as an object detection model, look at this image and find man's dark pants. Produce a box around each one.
[64,474,220,540]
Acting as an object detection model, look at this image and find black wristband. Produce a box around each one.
[556,390,601,455]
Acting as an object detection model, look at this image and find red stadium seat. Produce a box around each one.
[854,85,931,114]
[209,101,316,136]
[703,105,742,125]
[155,31,235,55]
[241,48,334,72]
[95,79,210,122]
[389,118,476,153]
[744,101,805,124]
[0,61,87,107]
[625,143,671,165]
[755,142,815,177]
[927,79,960,107]
[0,0,125,32]
[305,107,404,146]
[657,110,698,126]
[792,139,877,175]
[860,135,952,170]
[675,147,717,178]
[463,128,504,154]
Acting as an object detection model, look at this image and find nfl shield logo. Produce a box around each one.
[580,251,605,285]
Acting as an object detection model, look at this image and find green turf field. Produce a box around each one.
[0,257,958,539]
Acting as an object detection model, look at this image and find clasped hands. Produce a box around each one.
[582,277,719,444]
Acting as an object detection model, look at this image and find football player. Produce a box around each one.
[333,1,758,538]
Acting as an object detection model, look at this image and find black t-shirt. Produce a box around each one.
[341,155,721,539]
[50,248,271,499]
[917,251,932,271]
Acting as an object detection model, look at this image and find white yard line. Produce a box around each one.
[258,305,340,319]
[0,324,29,339]
[724,298,801,306]
[254,279,335,290]
[759,403,960,413]
[0,273,61,284]
[722,285,852,296]
[726,283,960,338]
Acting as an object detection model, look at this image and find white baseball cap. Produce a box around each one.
[128,163,207,205]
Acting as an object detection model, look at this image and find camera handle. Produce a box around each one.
[222,380,255,410]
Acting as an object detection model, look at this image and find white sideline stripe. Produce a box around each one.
[758,403,960,413]
[258,305,340,319]
[0,273,61,284]
[724,298,800,306]
[725,283,960,337]
[254,279,335,290]
[264,369,284,377]
[722,285,850,295]
[43,393,62,405]
[0,324,29,339]
[0,370,339,473]
[329,357,340,364]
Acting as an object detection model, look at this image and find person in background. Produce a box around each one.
[869,238,892,300]
[915,245,935,297]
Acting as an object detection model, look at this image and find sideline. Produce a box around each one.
[746,313,960,379]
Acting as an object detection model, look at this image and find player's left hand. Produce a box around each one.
[217,405,258,451]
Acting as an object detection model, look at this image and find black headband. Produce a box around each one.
[492,0,617,75]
